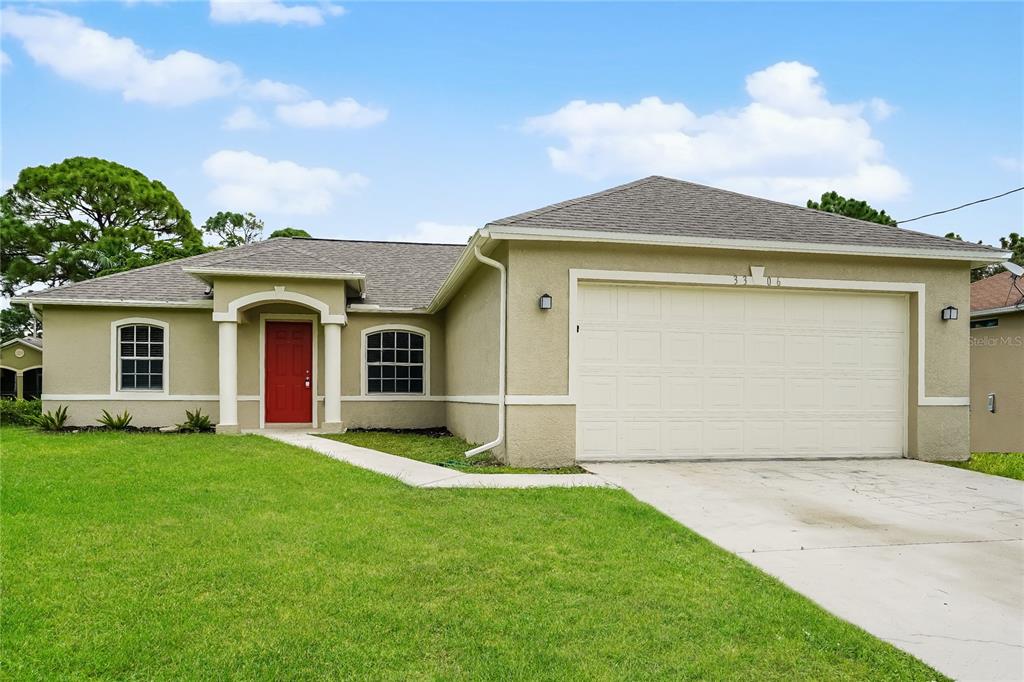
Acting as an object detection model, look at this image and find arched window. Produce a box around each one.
[118,324,164,390]
[365,330,425,394]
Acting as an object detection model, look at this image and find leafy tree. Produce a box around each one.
[946,231,1023,281]
[203,211,264,248]
[807,191,897,226]
[1,306,38,342]
[269,227,312,239]
[1,157,204,297]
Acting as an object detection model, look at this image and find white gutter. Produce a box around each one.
[465,246,506,458]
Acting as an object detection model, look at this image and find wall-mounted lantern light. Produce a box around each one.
[538,293,553,310]
[940,305,959,321]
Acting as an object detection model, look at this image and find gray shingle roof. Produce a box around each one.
[19,238,465,309]
[488,176,1002,256]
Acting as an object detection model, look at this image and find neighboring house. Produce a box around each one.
[13,177,1007,465]
[969,271,1024,452]
[0,336,43,400]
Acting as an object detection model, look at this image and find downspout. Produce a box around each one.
[465,246,506,457]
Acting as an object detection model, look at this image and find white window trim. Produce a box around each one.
[360,324,431,397]
[110,317,169,396]
[259,313,319,429]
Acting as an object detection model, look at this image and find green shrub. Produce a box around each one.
[97,409,133,430]
[37,405,69,431]
[177,408,213,433]
[0,399,42,426]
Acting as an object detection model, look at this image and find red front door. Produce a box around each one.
[265,321,313,423]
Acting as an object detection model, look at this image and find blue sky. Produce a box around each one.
[1,1,1021,247]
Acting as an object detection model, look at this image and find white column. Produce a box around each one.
[323,322,343,431]
[217,320,239,433]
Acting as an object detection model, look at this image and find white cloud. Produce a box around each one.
[203,150,368,215]
[275,98,388,128]
[210,0,345,27]
[222,106,270,131]
[867,97,895,121]
[524,61,909,203]
[391,221,477,244]
[1,8,242,106]
[244,78,307,102]
[994,156,1023,173]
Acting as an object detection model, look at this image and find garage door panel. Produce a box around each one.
[576,283,907,461]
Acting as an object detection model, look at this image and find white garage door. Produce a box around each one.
[575,283,907,461]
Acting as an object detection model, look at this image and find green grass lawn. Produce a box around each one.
[321,429,586,474]
[944,452,1024,481]
[1,428,944,680]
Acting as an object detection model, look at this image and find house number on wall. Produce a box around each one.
[732,274,782,286]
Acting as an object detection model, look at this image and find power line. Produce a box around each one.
[896,186,1024,224]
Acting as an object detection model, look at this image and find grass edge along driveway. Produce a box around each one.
[943,452,1024,481]
[2,428,946,680]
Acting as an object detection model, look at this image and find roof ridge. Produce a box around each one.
[487,176,661,227]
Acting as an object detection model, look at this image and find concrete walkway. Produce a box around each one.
[588,459,1024,682]
[258,430,609,489]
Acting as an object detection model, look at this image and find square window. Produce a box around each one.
[409,379,423,393]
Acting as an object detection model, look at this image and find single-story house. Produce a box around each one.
[1,336,43,400]
[14,176,1008,465]
[968,271,1023,452]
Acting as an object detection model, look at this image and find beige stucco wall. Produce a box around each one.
[1,342,42,371]
[970,312,1024,452]
[502,241,972,465]
[441,245,505,449]
[342,401,445,429]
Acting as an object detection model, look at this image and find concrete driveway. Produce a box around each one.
[587,459,1024,681]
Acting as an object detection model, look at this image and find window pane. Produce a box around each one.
[135,326,149,343]
[395,380,409,393]
[121,359,135,374]
[121,343,135,358]
[396,365,409,379]
[381,379,395,393]
[382,331,395,347]
[151,360,163,374]
[367,350,381,363]
[396,349,409,363]
[396,332,408,349]
[410,334,424,350]
[410,350,423,364]
[120,326,134,342]
[368,379,382,393]
[149,327,164,343]
[410,365,423,379]
[121,374,135,389]
[135,374,150,389]
[368,333,381,349]
[134,343,149,358]
[149,343,163,358]
[382,365,396,379]
[368,365,381,379]
[150,375,163,390]
[409,379,423,394]
[382,349,395,363]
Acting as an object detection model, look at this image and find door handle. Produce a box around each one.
[304,370,311,389]
[304,379,311,389]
